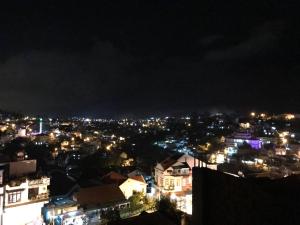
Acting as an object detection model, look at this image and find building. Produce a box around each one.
[225,131,262,150]
[192,167,300,225]
[108,211,190,225]
[154,154,218,214]
[154,154,208,194]
[155,154,204,214]
[101,172,148,199]
[42,198,87,225]
[0,159,50,225]
[73,184,129,223]
[119,176,147,199]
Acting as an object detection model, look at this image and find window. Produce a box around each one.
[170,179,174,186]
[28,188,39,200]
[176,179,180,187]
[8,191,21,203]
[165,178,169,186]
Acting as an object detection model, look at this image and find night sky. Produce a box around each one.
[0,0,299,117]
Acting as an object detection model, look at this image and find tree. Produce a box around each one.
[156,196,177,214]
[102,209,120,222]
[128,192,145,210]
[156,197,182,223]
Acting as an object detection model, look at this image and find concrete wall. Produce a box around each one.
[119,179,147,199]
[9,160,36,177]
[192,167,300,225]
[3,201,47,225]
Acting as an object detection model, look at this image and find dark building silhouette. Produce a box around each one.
[108,211,177,225]
[192,167,300,225]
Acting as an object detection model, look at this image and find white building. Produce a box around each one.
[0,159,50,225]
[154,154,196,194]
[119,176,147,199]
[154,154,217,215]
[101,172,147,199]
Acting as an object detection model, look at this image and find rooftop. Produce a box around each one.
[159,154,185,170]
[128,175,146,184]
[101,171,127,185]
[74,184,127,208]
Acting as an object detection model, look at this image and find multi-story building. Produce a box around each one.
[226,131,262,150]
[0,154,50,225]
[154,154,216,215]
[42,198,87,225]
[154,154,196,214]
[154,154,195,194]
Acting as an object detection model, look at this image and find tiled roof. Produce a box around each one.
[74,184,126,207]
[172,162,191,169]
[159,154,184,170]
[129,175,146,184]
[100,171,127,185]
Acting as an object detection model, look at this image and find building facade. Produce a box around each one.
[226,131,262,150]
[119,177,147,199]
[155,154,201,193]
[0,160,50,225]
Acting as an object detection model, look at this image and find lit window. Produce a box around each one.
[170,179,174,187]
[8,191,21,203]
[165,178,169,186]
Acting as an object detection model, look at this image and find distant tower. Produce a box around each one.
[39,118,43,134]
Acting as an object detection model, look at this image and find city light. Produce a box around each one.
[106,144,113,151]
[119,136,125,141]
[282,138,288,145]
[285,114,295,120]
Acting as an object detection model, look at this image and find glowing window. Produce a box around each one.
[8,191,21,203]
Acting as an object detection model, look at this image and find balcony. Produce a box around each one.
[164,185,175,191]
[166,170,190,176]
[28,177,50,186]
[29,191,49,201]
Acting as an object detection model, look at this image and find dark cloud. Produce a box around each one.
[0,1,299,117]
[0,42,133,116]
[204,21,284,61]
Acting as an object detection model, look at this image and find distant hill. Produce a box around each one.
[0,109,23,119]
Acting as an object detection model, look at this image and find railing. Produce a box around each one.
[29,191,49,201]
[164,185,175,191]
[29,177,50,186]
[167,171,190,176]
